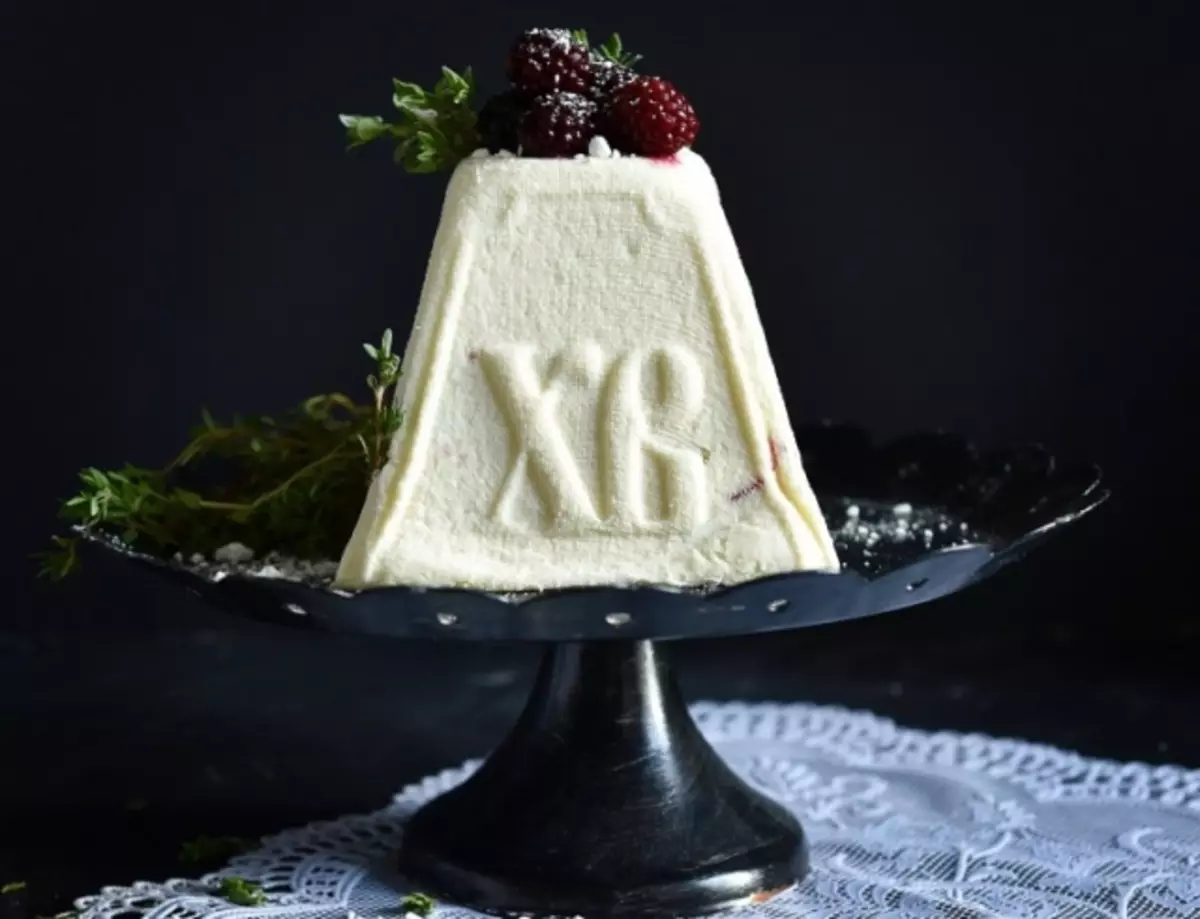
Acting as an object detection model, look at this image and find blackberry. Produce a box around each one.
[588,59,637,103]
[507,28,594,96]
[476,89,528,153]
[517,92,598,158]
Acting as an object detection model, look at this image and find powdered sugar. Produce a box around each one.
[524,27,573,50]
[829,498,978,575]
[212,541,254,564]
[587,135,613,158]
[160,500,979,589]
[172,546,338,586]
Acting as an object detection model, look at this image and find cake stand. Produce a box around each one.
[78,423,1107,919]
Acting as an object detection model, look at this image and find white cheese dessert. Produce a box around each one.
[335,149,839,590]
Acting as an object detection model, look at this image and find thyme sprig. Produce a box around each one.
[38,330,402,578]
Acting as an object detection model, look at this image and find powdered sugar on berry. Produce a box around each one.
[507,28,592,96]
[517,91,598,158]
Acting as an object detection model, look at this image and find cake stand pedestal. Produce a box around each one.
[399,639,800,917]
[79,424,1108,918]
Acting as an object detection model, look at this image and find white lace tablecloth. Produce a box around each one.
[79,703,1200,919]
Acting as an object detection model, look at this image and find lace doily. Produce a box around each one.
[78,703,1200,919]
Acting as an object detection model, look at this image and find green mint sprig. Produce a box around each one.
[340,66,480,174]
[571,30,643,68]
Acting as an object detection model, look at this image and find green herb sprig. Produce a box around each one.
[341,67,480,174]
[571,31,643,68]
[38,330,403,579]
[401,892,436,916]
[218,877,266,907]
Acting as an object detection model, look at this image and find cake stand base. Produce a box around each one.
[397,640,804,918]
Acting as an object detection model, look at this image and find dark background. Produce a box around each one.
[1,0,1194,908]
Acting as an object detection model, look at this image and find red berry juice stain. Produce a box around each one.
[649,153,680,165]
[730,476,765,502]
[731,438,781,502]
[466,349,479,361]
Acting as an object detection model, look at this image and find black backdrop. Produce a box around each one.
[1,0,1194,898]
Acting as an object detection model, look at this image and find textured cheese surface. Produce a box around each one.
[335,150,839,590]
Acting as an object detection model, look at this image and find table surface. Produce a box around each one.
[2,560,1196,916]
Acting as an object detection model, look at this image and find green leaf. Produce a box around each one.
[363,343,379,360]
[392,136,415,166]
[596,32,643,68]
[339,114,392,148]
[393,98,436,123]
[391,79,425,101]
[435,66,468,99]
[348,67,480,174]
[571,29,590,47]
[175,490,204,510]
[218,877,266,907]
[35,535,79,579]
[401,892,436,917]
[1,881,27,895]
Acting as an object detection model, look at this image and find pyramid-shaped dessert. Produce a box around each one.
[335,30,838,590]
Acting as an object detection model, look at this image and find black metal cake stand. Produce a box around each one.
[81,424,1107,919]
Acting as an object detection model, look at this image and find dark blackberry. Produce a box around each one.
[517,92,598,158]
[476,89,528,153]
[587,59,637,103]
[507,28,594,96]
